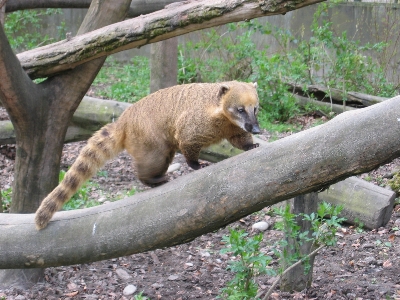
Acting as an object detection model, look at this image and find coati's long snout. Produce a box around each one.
[222,83,260,134]
[243,108,260,134]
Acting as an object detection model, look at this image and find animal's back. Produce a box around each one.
[119,82,224,146]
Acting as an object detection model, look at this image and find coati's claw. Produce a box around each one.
[187,161,210,170]
[244,143,260,151]
[199,162,210,169]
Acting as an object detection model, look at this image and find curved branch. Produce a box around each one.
[0,96,399,269]
[16,0,325,79]
[5,0,178,18]
[0,24,41,128]
[5,0,91,12]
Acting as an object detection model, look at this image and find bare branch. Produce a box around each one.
[5,0,184,18]
[6,0,91,12]
[16,0,326,79]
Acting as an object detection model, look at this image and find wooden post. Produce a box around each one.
[0,0,5,26]
[0,0,5,212]
[150,37,178,93]
[280,193,319,291]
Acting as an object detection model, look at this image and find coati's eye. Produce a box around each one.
[237,107,245,113]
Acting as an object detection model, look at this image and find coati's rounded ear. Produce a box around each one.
[218,84,230,98]
[252,82,258,89]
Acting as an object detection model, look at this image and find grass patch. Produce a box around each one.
[92,56,150,103]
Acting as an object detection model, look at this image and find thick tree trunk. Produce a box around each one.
[9,0,131,213]
[16,0,326,79]
[0,95,399,269]
[0,0,132,289]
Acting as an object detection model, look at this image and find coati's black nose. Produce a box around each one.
[251,125,260,134]
[245,123,260,134]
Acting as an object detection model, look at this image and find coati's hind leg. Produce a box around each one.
[126,144,175,186]
[179,143,208,170]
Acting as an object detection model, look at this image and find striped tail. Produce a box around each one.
[35,123,123,230]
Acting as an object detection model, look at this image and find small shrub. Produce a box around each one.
[219,229,274,299]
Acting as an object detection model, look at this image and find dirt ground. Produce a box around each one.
[0,112,400,300]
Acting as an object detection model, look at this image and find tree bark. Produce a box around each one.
[288,83,387,107]
[16,0,326,79]
[294,94,357,114]
[0,1,5,25]
[5,0,179,18]
[281,193,319,292]
[7,0,131,213]
[150,37,178,93]
[0,95,399,269]
[0,97,130,145]
[6,0,91,12]
[0,0,132,289]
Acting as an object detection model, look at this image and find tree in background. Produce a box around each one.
[0,0,328,288]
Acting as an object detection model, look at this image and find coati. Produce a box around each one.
[35,81,260,230]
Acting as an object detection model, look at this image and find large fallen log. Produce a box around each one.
[287,83,388,108]
[0,96,396,230]
[0,97,130,145]
[0,95,399,269]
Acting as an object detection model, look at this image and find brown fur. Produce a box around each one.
[35,81,260,230]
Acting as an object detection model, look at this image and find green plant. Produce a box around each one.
[125,188,136,197]
[353,218,364,233]
[219,229,274,299]
[92,57,150,103]
[178,22,258,84]
[1,187,12,212]
[302,202,345,246]
[388,172,400,194]
[59,170,100,211]
[97,170,108,178]
[220,203,345,299]
[273,205,314,273]
[134,292,148,300]
[375,239,392,248]
[5,9,64,51]
[178,3,399,126]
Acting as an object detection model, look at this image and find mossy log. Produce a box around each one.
[16,0,326,79]
[288,83,388,108]
[0,97,130,145]
[0,95,399,269]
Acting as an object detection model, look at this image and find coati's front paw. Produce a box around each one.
[142,175,168,187]
[187,160,209,170]
[244,143,259,151]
